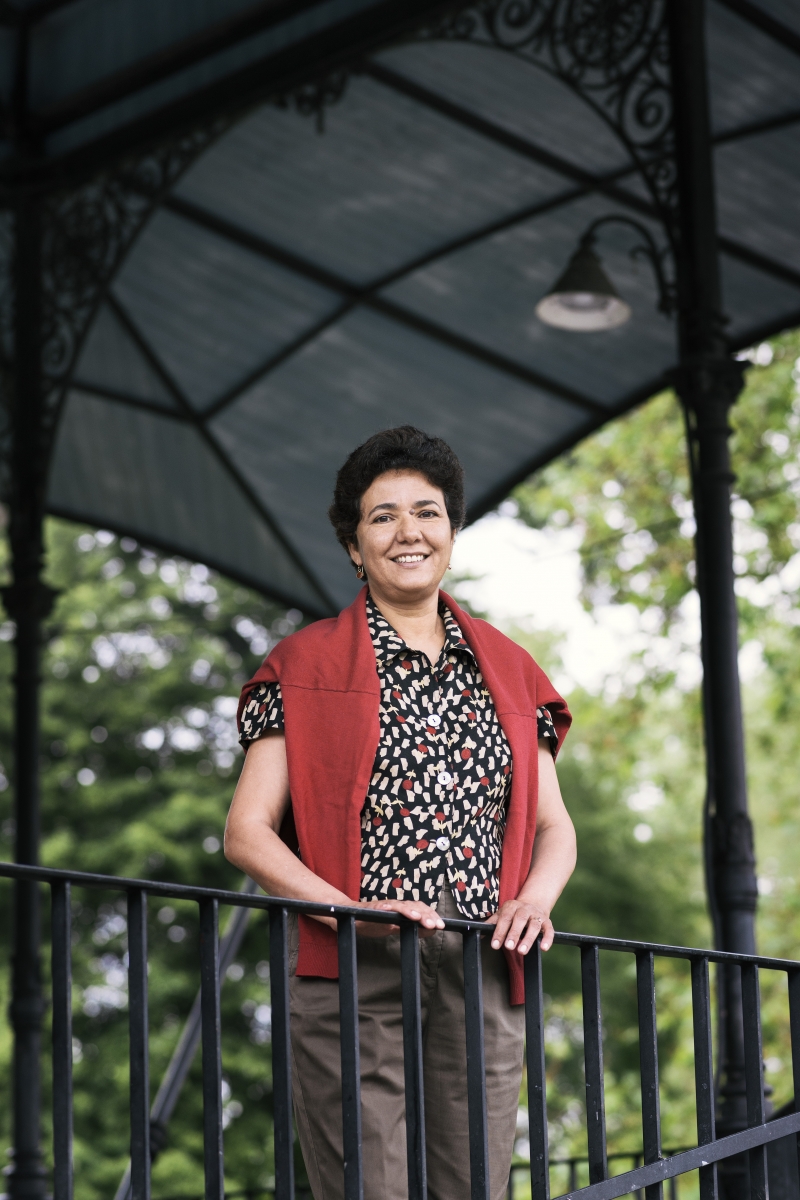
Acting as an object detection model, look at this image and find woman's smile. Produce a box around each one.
[391,552,429,565]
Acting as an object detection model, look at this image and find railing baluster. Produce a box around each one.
[199,898,224,1200]
[636,951,663,1200]
[581,944,608,1183]
[691,956,718,1200]
[741,963,767,1200]
[400,921,427,1200]
[127,889,150,1200]
[525,940,549,1200]
[788,968,800,1189]
[463,928,491,1200]
[51,880,73,1200]
[338,915,363,1200]
[269,907,294,1200]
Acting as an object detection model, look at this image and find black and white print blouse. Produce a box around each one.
[239,595,558,921]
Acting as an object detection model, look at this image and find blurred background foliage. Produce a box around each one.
[0,332,797,1198]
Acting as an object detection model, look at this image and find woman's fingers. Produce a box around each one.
[359,898,444,931]
[539,916,555,952]
[391,900,445,929]
[490,902,549,954]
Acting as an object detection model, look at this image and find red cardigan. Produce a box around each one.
[238,588,571,1004]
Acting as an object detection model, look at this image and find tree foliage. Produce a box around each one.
[1,334,800,1195]
[0,522,306,1200]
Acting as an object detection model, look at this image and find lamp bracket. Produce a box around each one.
[580,215,676,318]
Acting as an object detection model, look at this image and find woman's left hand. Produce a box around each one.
[485,900,553,955]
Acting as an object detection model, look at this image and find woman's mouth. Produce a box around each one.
[393,553,428,564]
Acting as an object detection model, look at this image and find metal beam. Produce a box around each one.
[163,194,605,417]
[70,380,192,421]
[466,371,673,525]
[714,105,800,145]
[366,60,800,298]
[363,60,659,220]
[715,0,800,61]
[719,236,800,292]
[668,9,757,1200]
[0,0,460,189]
[29,0,331,135]
[3,186,51,1200]
[46,503,332,620]
[104,291,338,615]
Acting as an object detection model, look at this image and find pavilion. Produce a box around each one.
[2,2,800,1198]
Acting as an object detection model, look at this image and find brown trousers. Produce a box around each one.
[288,886,525,1200]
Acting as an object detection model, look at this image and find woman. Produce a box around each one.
[225,426,576,1200]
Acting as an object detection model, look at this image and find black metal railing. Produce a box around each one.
[3,860,800,1200]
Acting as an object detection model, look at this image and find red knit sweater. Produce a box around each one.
[237,588,571,1004]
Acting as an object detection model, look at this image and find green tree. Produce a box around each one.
[508,331,800,1173]
[0,520,306,1200]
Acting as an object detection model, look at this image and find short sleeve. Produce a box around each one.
[239,681,285,746]
[537,705,558,758]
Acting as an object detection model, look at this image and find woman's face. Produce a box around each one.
[350,470,456,602]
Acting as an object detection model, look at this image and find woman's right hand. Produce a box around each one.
[354,898,445,938]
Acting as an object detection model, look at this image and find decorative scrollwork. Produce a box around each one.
[274,70,349,133]
[0,116,231,504]
[419,0,676,232]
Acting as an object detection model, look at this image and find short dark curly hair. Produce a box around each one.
[328,426,466,566]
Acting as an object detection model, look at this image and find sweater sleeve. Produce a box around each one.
[238,680,285,746]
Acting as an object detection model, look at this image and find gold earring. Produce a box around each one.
[356,564,366,580]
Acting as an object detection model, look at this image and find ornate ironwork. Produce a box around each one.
[274,70,350,133]
[418,0,676,232]
[580,213,676,314]
[0,117,231,503]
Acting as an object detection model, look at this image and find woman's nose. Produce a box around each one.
[396,515,422,541]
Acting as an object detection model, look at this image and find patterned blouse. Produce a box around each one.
[239,595,558,921]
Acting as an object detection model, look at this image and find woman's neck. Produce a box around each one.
[369,586,445,662]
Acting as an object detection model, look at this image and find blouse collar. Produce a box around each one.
[365,591,475,668]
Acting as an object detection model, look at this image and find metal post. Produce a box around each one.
[1,194,55,1200]
[667,4,758,1197]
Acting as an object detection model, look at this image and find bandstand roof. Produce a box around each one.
[3,0,800,616]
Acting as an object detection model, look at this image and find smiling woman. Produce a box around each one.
[224,426,576,1200]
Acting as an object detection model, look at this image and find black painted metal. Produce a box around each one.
[127,889,151,1200]
[0,864,793,1200]
[741,966,767,1200]
[463,929,490,1200]
[581,945,608,1184]
[3,192,53,1200]
[199,897,224,1200]
[691,957,719,1200]
[337,916,364,1200]
[525,940,549,1200]
[636,952,663,1200]
[400,922,427,1200]
[668,8,759,1197]
[270,907,295,1200]
[788,971,800,1187]
[50,880,73,1200]
[7,856,800,964]
[558,1114,800,1200]
[114,879,258,1200]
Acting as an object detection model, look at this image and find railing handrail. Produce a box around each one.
[2,859,799,1200]
[2,859,799,970]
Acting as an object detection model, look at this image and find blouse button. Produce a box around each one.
[436,836,450,851]
[437,771,453,787]
[427,714,441,727]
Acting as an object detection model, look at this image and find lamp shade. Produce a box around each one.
[536,242,631,331]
